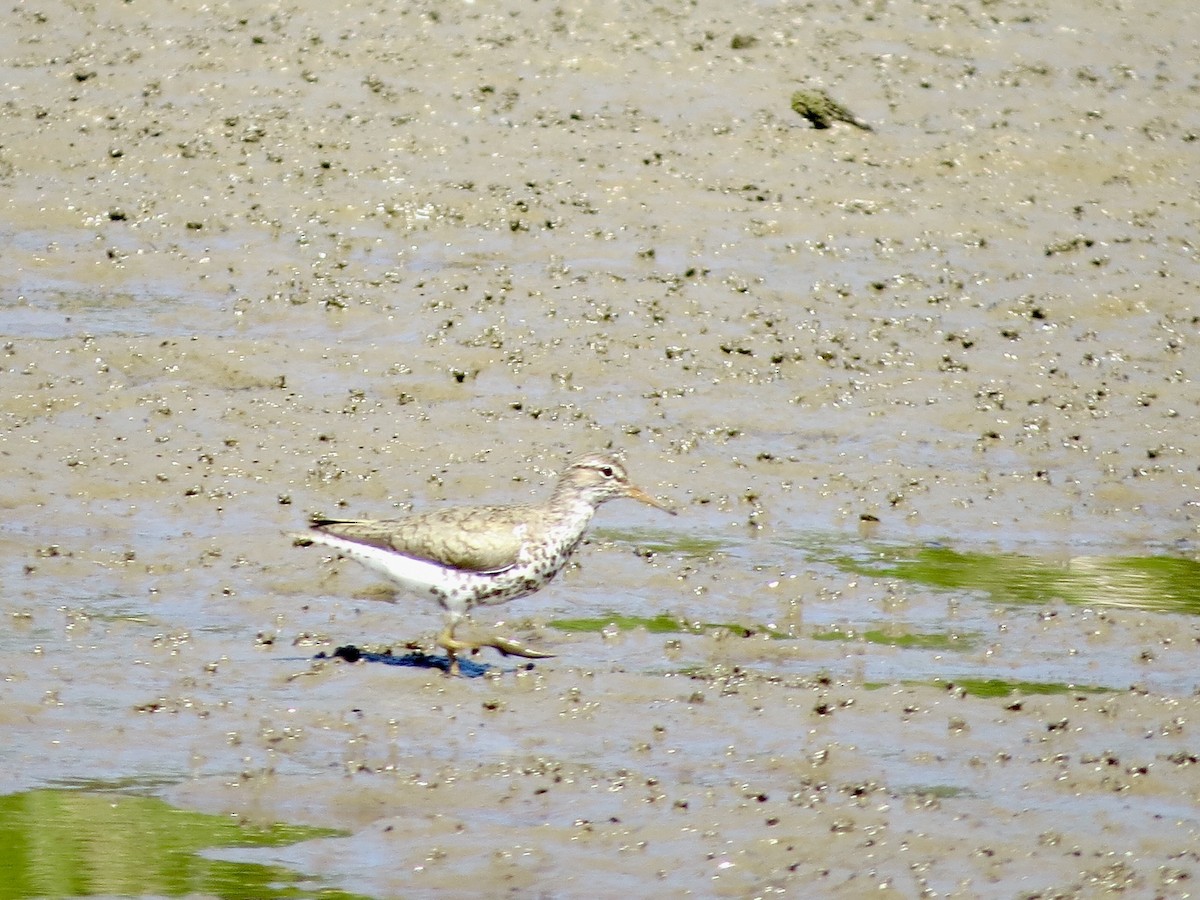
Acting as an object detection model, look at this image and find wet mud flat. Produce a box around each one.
[2,0,1199,896]
[4,598,1200,897]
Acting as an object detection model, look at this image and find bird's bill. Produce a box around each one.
[623,484,678,515]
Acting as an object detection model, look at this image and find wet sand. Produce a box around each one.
[2,0,1199,896]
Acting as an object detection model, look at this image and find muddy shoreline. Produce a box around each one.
[2,0,1199,896]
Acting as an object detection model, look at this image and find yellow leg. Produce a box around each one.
[437,614,472,676]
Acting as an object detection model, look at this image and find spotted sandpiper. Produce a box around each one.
[296,451,675,674]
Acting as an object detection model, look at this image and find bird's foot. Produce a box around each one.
[480,633,556,660]
[437,623,555,673]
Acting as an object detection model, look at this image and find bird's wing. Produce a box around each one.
[310,506,528,572]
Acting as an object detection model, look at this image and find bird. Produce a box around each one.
[296,451,675,674]
[790,87,873,131]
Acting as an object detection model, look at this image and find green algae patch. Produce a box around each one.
[594,528,725,558]
[811,628,978,652]
[838,546,1200,615]
[931,677,1116,699]
[900,784,973,800]
[0,788,360,900]
[548,612,790,640]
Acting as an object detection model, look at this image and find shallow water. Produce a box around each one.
[2,0,1199,895]
[0,787,358,900]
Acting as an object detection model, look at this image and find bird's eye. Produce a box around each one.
[600,466,614,477]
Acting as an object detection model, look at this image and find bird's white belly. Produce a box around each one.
[306,532,456,592]
[306,532,538,610]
